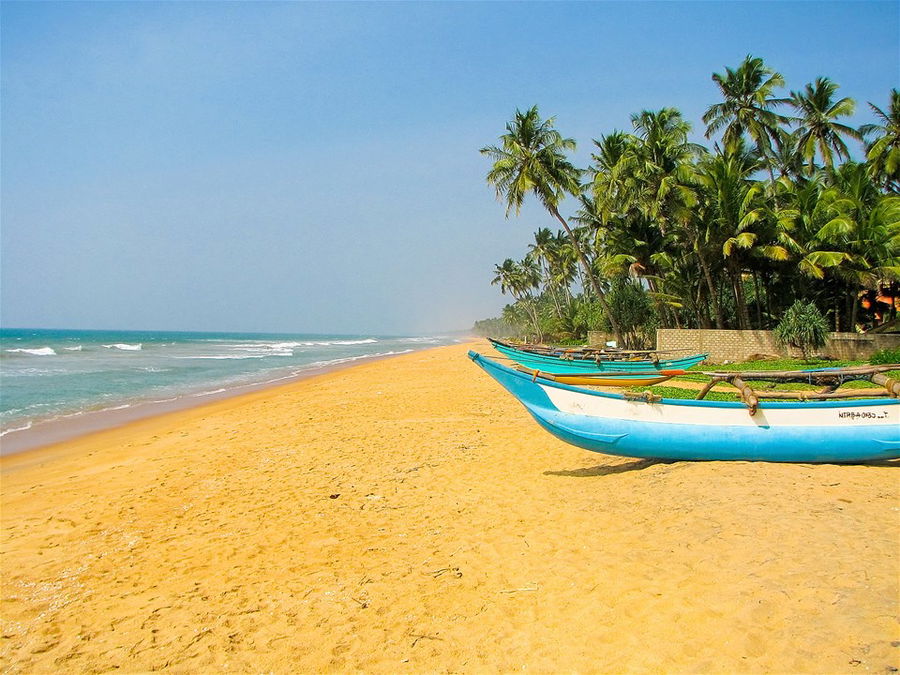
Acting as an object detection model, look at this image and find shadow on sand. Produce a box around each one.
[544,458,676,478]
[858,458,900,468]
[545,457,899,476]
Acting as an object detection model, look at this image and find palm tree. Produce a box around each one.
[491,258,543,339]
[771,168,880,330]
[628,108,704,236]
[702,55,790,180]
[549,230,578,303]
[652,250,706,328]
[773,173,837,280]
[589,130,638,223]
[814,163,900,328]
[575,191,683,328]
[789,77,862,173]
[771,128,806,180]
[860,88,900,193]
[697,144,767,329]
[527,227,565,319]
[584,111,705,328]
[481,106,624,343]
[501,303,530,336]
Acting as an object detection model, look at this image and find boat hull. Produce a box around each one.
[490,340,708,372]
[470,351,900,463]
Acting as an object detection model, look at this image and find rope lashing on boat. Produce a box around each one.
[623,391,661,403]
[729,376,759,416]
[873,373,900,398]
[804,371,851,387]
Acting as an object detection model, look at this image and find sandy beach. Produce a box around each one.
[1,340,898,672]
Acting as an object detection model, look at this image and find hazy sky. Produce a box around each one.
[2,1,897,335]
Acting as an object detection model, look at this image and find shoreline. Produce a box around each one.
[2,340,897,672]
[0,344,461,459]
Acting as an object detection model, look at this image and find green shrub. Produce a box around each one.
[599,278,658,349]
[571,296,605,336]
[870,347,900,365]
[774,300,829,360]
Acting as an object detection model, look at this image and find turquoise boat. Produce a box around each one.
[488,338,708,373]
[470,351,900,463]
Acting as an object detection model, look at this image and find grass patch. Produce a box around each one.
[699,357,866,371]
[633,385,738,401]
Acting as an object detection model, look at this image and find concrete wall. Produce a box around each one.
[655,328,900,363]
[586,331,616,347]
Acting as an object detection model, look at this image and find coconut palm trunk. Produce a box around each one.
[696,244,725,329]
[526,297,543,341]
[752,270,764,328]
[548,204,623,341]
[728,259,752,330]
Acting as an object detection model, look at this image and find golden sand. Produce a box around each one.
[2,341,898,672]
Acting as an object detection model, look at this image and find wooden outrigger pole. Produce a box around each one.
[694,365,900,416]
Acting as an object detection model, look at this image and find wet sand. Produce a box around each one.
[2,340,898,672]
[1,354,417,456]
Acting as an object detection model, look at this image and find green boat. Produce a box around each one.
[488,338,708,373]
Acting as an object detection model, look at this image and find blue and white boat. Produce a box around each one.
[488,339,708,373]
[469,351,900,463]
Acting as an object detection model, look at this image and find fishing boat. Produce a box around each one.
[514,366,685,387]
[469,351,900,463]
[490,339,671,359]
[489,338,708,373]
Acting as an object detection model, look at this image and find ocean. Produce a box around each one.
[0,328,462,446]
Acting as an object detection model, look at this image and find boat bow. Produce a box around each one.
[469,351,900,463]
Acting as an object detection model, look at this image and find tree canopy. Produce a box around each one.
[477,58,899,347]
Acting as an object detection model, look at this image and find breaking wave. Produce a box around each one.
[1,330,455,450]
[0,420,33,437]
[5,347,57,356]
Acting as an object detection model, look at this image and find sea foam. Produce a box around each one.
[0,420,33,437]
[5,347,57,356]
[399,337,441,344]
[323,338,378,345]
[173,354,271,360]
[304,349,413,369]
[0,329,455,449]
[296,339,378,347]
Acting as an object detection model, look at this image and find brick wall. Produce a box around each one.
[656,329,900,363]
[825,332,900,360]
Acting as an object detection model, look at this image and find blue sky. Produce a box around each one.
[2,1,897,334]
